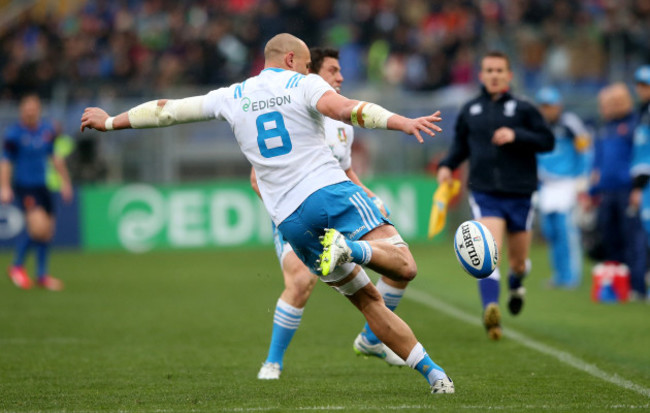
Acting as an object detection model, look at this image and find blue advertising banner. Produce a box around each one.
[0,191,81,249]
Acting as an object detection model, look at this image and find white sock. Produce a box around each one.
[405,342,426,368]
[376,277,405,310]
[275,298,304,320]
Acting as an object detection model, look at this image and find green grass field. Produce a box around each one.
[1,242,649,412]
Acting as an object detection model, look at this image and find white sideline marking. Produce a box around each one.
[405,289,650,399]
[218,404,650,412]
[223,407,428,411]
[0,337,84,344]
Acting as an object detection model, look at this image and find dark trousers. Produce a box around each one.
[597,189,647,295]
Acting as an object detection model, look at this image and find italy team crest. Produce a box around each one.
[337,127,348,144]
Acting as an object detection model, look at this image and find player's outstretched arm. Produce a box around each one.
[80,96,214,132]
[316,91,442,143]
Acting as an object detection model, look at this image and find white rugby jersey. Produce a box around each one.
[201,68,349,224]
[323,116,354,171]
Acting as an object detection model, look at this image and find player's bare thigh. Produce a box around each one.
[25,207,54,242]
[361,223,399,241]
[478,217,506,266]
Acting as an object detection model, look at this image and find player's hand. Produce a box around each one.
[578,192,592,210]
[492,127,515,146]
[61,181,73,204]
[437,166,452,185]
[371,196,390,218]
[394,111,443,143]
[629,188,643,210]
[80,107,110,132]
[0,186,13,204]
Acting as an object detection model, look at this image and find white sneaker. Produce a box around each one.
[318,228,352,276]
[257,362,281,380]
[431,376,455,394]
[353,334,406,367]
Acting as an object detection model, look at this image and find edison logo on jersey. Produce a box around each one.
[241,97,251,112]
[242,95,292,112]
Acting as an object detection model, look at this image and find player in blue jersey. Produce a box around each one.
[629,66,650,299]
[80,34,454,394]
[254,47,406,381]
[535,87,590,288]
[1,95,73,291]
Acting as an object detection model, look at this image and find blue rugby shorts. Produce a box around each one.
[278,181,392,275]
[14,185,54,215]
[469,190,534,233]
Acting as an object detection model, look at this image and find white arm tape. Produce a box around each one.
[127,96,210,129]
[350,101,394,129]
[104,117,115,131]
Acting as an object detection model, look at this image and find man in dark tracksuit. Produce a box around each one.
[437,51,554,340]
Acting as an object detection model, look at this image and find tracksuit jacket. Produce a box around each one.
[439,87,555,196]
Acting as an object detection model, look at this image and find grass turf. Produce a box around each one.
[1,242,649,412]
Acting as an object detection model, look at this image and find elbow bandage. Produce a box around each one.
[127,96,209,128]
[350,101,394,129]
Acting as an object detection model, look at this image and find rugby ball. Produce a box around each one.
[453,220,498,279]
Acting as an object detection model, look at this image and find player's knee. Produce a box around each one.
[400,259,418,281]
[382,234,417,281]
[510,258,530,275]
[285,272,317,305]
[295,275,317,299]
[28,225,52,242]
[379,251,417,282]
[395,245,418,281]
[511,264,525,275]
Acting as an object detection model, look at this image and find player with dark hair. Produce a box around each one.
[81,33,454,394]
[437,51,554,339]
[1,94,73,291]
[254,46,406,381]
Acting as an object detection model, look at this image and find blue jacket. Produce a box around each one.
[538,112,590,181]
[591,112,637,194]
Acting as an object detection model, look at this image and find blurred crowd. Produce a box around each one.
[1,0,650,101]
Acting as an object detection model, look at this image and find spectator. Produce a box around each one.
[535,86,591,289]
[0,1,644,101]
[589,82,647,300]
[630,65,650,300]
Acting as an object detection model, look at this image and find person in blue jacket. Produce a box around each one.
[1,95,73,291]
[589,83,646,300]
[629,65,650,300]
[535,87,590,288]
